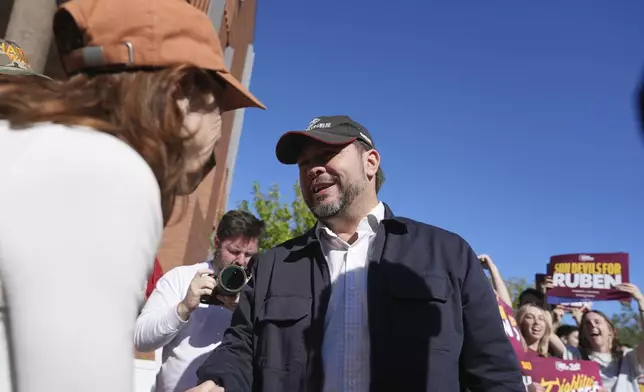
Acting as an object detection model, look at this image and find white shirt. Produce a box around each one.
[319,202,384,392]
[134,262,233,392]
[588,349,643,392]
[0,121,163,392]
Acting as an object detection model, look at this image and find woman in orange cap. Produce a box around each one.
[0,0,264,390]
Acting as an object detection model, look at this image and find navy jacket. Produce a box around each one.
[197,204,524,391]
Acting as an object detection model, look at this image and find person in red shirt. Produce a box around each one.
[145,258,165,299]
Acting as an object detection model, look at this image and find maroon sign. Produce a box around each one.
[496,296,525,356]
[520,356,603,391]
[546,253,630,302]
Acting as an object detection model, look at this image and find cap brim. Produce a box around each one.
[216,70,265,112]
[0,66,51,79]
[275,130,356,164]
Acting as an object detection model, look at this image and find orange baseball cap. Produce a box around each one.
[52,0,265,112]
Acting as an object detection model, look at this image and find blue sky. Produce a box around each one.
[227,0,644,317]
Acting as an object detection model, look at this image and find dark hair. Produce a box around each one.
[578,310,623,361]
[354,140,385,193]
[555,324,579,338]
[518,288,546,307]
[216,210,265,242]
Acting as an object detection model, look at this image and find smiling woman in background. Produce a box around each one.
[577,283,644,392]
[0,0,263,391]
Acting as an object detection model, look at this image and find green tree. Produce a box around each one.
[611,302,644,348]
[238,181,317,251]
[486,275,531,309]
[486,277,532,310]
[504,277,531,309]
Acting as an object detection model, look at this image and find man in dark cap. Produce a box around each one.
[193,116,525,392]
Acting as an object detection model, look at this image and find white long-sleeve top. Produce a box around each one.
[134,261,233,392]
[0,121,163,392]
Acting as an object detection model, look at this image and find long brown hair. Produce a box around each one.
[578,310,623,361]
[0,65,222,224]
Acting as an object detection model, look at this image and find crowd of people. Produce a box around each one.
[481,254,644,392]
[0,0,643,391]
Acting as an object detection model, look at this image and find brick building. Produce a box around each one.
[2,0,261,366]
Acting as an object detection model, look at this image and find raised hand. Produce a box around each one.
[177,268,216,321]
[615,282,644,302]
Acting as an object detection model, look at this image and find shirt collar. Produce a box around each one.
[315,201,385,240]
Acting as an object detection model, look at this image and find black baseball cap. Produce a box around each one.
[275,115,376,164]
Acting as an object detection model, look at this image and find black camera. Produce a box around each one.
[200,264,250,305]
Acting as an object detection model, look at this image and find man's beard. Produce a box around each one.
[306,176,367,219]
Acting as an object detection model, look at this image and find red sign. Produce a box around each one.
[546,253,630,302]
[497,296,525,356]
[520,356,603,391]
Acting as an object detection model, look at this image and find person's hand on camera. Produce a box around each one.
[185,380,224,392]
[216,294,240,312]
[177,268,215,321]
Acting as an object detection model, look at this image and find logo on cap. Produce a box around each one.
[305,117,331,131]
[0,39,32,70]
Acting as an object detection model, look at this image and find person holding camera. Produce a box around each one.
[134,210,264,392]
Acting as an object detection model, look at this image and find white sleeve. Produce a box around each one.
[0,129,162,392]
[134,267,189,352]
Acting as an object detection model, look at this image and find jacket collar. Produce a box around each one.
[291,202,403,253]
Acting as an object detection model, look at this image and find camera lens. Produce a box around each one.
[220,265,246,292]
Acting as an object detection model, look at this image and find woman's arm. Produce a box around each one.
[631,287,644,366]
[547,333,571,359]
[479,254,513,307]
[615,283,644,366]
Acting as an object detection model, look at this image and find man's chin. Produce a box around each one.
[311,202,341,219]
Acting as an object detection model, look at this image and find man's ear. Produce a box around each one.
[213,236,220,249]
[364,148,380,178]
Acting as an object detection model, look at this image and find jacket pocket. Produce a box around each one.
[385,273,451,302]
[255,296,311,371]
[256,360,306,392]
[384,274,456,351]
